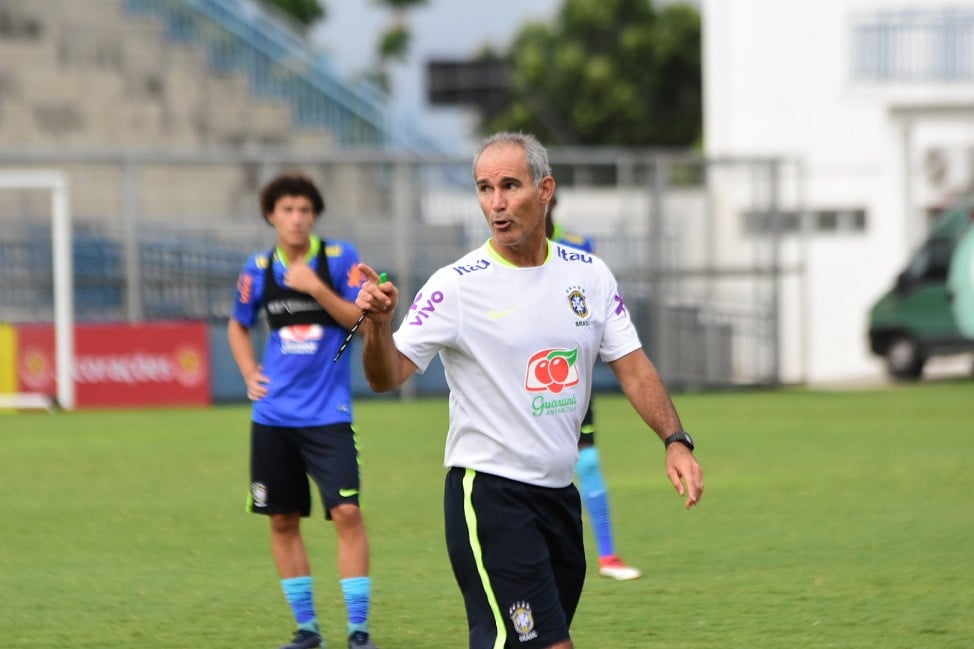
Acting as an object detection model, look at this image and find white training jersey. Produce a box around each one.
[393,239,643,487]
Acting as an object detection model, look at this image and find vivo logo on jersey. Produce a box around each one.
[557,246,593,263]
[613,293,628,316]
[452,259,490,275]
[407,290,445,326]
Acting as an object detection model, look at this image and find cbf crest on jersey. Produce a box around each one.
[566,284,591,327]
[509,601,538,642]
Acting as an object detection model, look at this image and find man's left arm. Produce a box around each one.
[608,350,704,509]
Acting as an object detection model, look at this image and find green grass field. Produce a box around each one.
[2,380,973,648]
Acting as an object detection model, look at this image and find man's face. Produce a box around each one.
[266,194,316,249]
[475,143,553,255]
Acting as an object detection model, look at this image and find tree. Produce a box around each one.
[265,0,326,27]
[483,0,701,147]
[264,0,428,96]
[367,0,430,92]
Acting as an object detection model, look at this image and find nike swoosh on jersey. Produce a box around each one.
[339,488,359,497]
[488,306,519,320]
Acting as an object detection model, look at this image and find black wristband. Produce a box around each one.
[664,430,695,452]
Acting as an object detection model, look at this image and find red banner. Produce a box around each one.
[16,322,210,408]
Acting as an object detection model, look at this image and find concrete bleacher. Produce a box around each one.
[0,0,393,220]
[0,0,304,150]
[0,0,442,326]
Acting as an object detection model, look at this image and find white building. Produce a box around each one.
[703,0,974,382]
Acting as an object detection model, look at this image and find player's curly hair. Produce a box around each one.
[259,172,325,223]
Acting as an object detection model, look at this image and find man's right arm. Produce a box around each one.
[227,319,257,380]
[355,263,416,392]
[228,258,272,400]
[360,317,416,392]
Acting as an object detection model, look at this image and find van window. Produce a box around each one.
[904,237,954,282]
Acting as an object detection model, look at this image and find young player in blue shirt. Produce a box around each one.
[228,173,380,649]
[546,197,641,581]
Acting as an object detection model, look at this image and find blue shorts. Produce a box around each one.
[444,467,586,649]
[248,421,361,520]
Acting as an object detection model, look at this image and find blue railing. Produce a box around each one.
[124,0,404,148]
[852,7,974,82]
[0,224,249,322]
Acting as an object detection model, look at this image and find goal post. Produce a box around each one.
[0,170,74,411]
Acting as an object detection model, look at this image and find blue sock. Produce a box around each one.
[576,446,615,558]
[341,576,371,636]
[281,576,319,633]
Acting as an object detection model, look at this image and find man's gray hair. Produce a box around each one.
[473,132,552,187]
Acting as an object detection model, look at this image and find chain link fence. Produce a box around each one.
[0,148,804,390]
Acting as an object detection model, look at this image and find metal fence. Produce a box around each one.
[0,148,803,390]
[851,6,974,82]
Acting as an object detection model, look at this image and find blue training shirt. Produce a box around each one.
[231,235,363,427]
[552,222,595,253]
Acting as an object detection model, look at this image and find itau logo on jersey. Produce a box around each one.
[525,347,580,394]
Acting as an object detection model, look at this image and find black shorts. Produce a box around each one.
[444,467,586,649]
[248,421,361,520]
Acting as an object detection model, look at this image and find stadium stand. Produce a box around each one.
[0,0,392,149]
[0,0,446,324]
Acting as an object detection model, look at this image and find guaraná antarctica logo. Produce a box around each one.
[524,347,580,394]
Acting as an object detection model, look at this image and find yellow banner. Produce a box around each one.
[0,323,15,393]
[0,324,16,412]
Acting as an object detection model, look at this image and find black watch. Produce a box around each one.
[664,430,695,452]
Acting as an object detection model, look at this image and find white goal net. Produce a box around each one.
[0,170,74,411]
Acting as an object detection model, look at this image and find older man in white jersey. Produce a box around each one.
[354,132,704,649]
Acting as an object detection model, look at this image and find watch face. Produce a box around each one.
[666,431,694,450]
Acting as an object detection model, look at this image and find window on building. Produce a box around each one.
[742,208,868,236]
[851,8,974,82]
